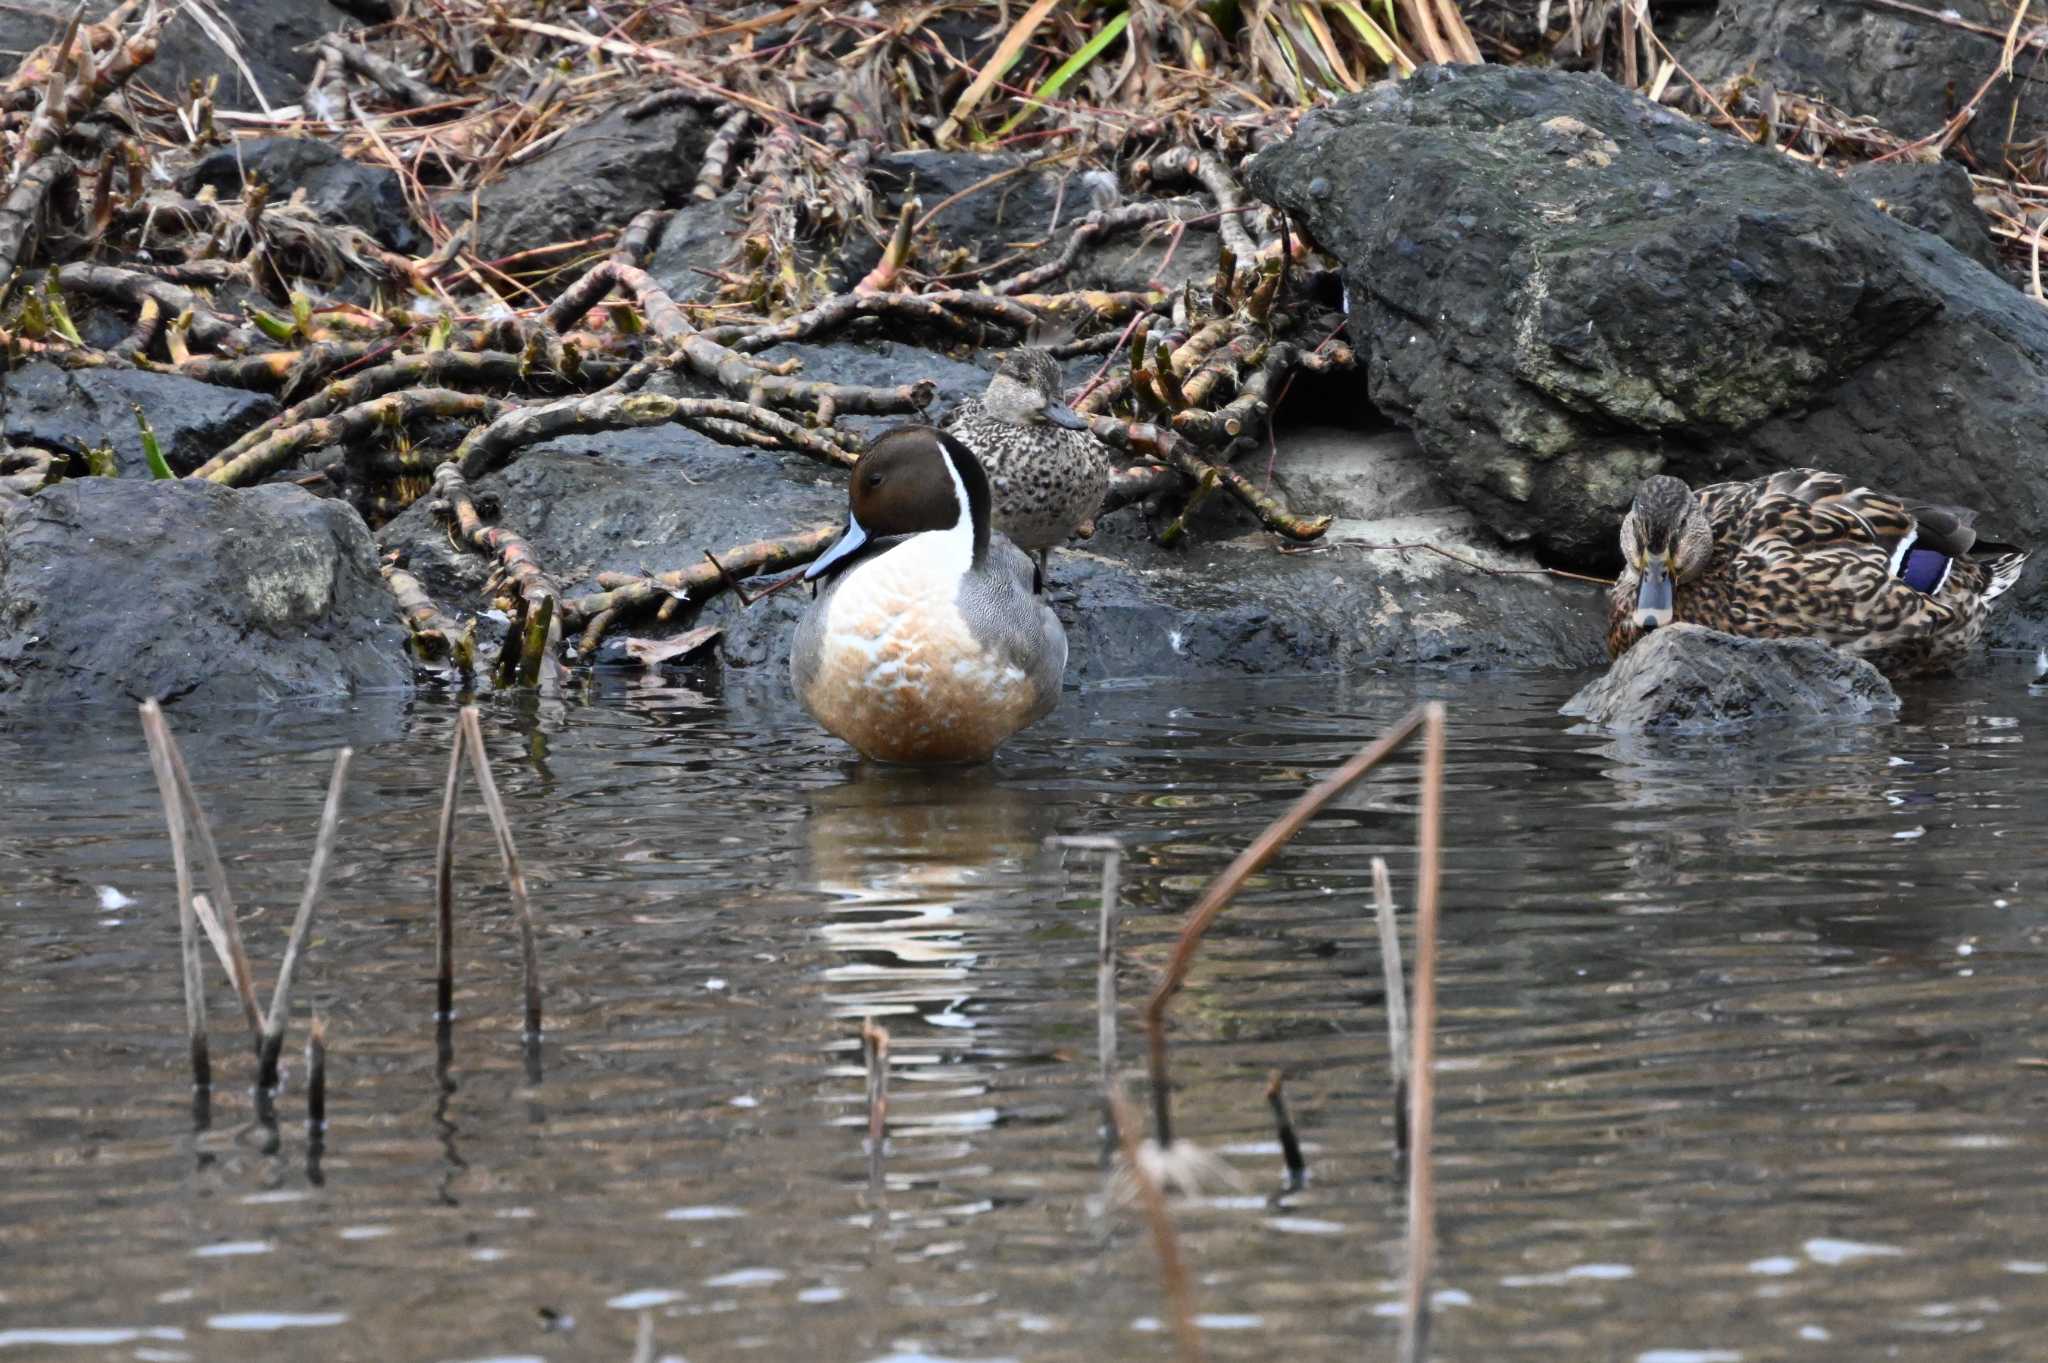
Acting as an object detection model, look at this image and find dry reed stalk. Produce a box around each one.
[156,713,262,1046]
[1047,835,1127,1092]
[256,748,354,1089]
[1107,1083,1204,1363]
[433,716,465,1020]
[862,1017,890,1201]
[1373,854,1411,1156]
[1398,703,1447,1363]
[1264,1071,1307,1193]
[139,699,209,1089]
[307,1014,327,1133]
[1143,705,1433,1144]
[457,707,543,1039]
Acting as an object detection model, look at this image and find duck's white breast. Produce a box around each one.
[803,537,1041,763]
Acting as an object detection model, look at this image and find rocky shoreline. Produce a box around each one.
[2,2,2044,712]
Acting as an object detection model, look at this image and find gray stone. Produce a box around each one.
[870,150,1065,266]
[646,192,746,305]
[1680,0,2046,171]
[1245,65,2048,643]
[2,362,277,477]
[456,101,712,269]
[0,479,411,708]
[185,137,420,253]
[375,437,846,636]
[1561,623,1900,731]
[1843,160,2001,273]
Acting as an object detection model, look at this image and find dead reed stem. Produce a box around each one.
[158,715,262,1046]
[257,748,354,1089]
[1264,1071,1307,1193]
[1107,1083,1204,1363]
[862,1017,890,1202]
[1373,855,1411,1156]
[1143,705,1433,1145]
[307,1015,328,1133]
[139,699,208,1089]
[1398,703,1448,1363]
[434,717,464,1020]
[457,707,543,1039]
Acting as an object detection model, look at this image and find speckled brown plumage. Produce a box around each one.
[1608,469,2028,677]
[939,349,1107,554]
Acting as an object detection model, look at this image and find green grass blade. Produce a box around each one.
[992,11,1131,137]
[135,406,174,480]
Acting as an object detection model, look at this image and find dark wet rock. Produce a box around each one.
[0,1,347,110]
[185,138,420,253]
[646,192,746,304]
[1561,623,1900,731]
[0,479,410,708]
[1245,64,2048,640]
[1680,0,2047,170]
[457,101,713,269]
[743,339,992,444]
[872,150,1063,263]
[375,436,846,648]
[1843,160,2001,273]
[2,361,277,477]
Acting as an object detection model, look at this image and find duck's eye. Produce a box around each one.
[865,472,883,488]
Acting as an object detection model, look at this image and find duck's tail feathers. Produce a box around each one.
[1976,545,2028,602]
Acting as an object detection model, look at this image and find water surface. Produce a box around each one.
[4,662,2047,1361]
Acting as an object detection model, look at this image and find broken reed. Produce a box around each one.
[1136,702,1449,1358]
[862,1017,890,1203]
[1374,854,1412,1156]
[1107,1082,1205,1363]
[432,706,544,1040]
[140,699,352,1095]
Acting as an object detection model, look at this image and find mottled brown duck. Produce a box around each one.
[1609,469,2027,677]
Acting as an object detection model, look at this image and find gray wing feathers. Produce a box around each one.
[959,536,1067,720]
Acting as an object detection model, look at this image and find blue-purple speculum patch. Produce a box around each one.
[1899,547,1953,594]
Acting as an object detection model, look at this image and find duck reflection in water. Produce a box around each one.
[804,763,1064,1027]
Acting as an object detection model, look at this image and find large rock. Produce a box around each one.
[1245,65,2048,643]
[376,433,847,631]
[1561,623,1900,731]
[2,362,277,477]
[0,479,411,707]
[1680,0,2047,170]
[457,102,713,271]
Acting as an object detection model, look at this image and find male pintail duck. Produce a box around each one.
[1610,468,2027,677]
[793,425,1067,764]
[940,348,1107,566]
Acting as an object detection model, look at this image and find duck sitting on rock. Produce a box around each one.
[792,426,1066,765]
[940,348,1106,571]
[1609,468,2027,677]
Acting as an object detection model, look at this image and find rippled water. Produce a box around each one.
[4,660,2048,1362]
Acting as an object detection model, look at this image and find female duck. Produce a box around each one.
[1610,468,2027,677]
[941,348,1106,566]
[793,426,1067,764]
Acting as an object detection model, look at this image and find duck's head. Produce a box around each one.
[979,349,1090,431]
[1619,475,1712,632]
[806,426,992,581]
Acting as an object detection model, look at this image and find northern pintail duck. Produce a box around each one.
[940,348,1106,564]
[793,425,1067,764]
[1610,469,2027,677]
